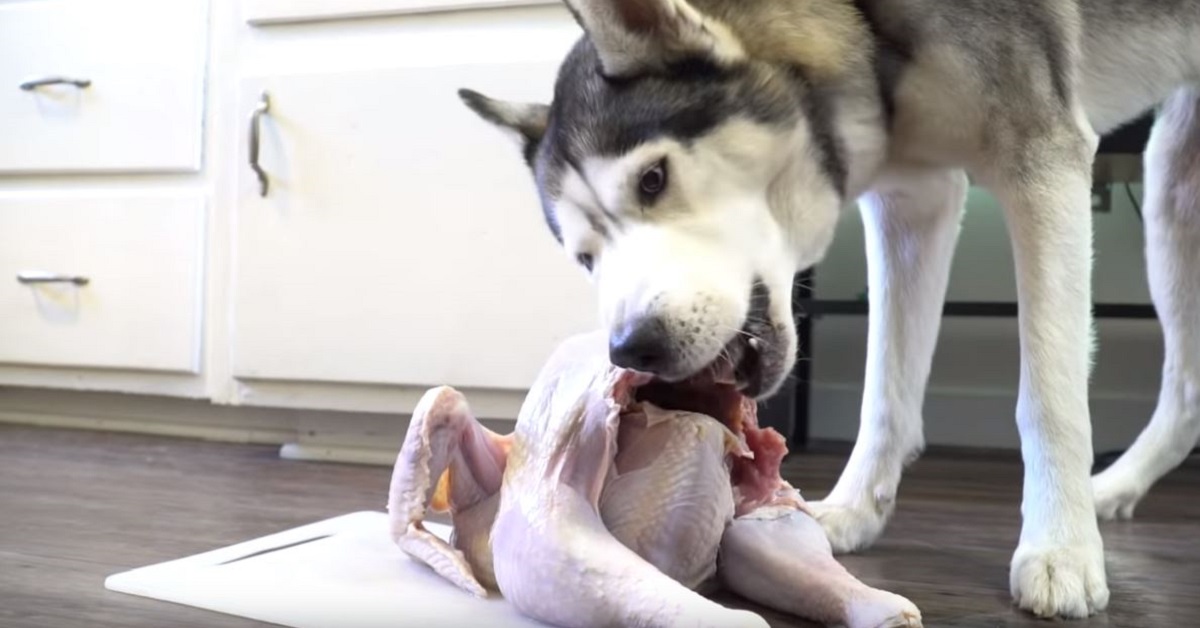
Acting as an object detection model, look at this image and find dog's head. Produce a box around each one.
[460,0,849,398]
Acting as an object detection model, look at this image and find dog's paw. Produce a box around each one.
[1092,467,1147,521]
[807,498,890,554]
[1010,539,1109,619]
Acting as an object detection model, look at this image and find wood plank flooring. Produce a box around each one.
[1,424,1197,627]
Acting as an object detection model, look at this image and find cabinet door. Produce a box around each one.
[232,62,597,390]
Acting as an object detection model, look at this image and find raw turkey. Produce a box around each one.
[388,331,921,628]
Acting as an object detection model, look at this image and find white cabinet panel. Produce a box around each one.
[232,60,597,390]
[243,0,552,24]
[244,0,553,24]
[0,0,207,174]
[0,194,205,372]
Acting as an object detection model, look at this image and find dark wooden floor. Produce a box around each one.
[1,424,1197,628]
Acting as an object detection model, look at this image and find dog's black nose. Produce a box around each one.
[609,316,673,373]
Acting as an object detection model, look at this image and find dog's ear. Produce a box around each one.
[563,0,745,78]
[458,89,550,164]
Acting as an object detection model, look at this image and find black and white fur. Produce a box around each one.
[460,0,1200,619]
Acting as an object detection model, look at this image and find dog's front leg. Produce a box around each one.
[810,167,967,553]
[989,125,1109,619]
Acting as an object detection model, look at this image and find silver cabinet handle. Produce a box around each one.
[249,90,271,197]
[17,272,90,286]
[20,76,92,91]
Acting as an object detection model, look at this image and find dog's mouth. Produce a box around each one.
[627,326,777,438]
[633,367,750,435]
[718,332,768,396]
[617,281,789,398]
[699,280,786,399]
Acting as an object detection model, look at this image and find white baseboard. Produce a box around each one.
[1,382,1158,464]
[0,386,515,466]
[0,410,292,445]
[809,383,1157,452]
[0,388,294,445]
[279,443,398,466]
[805,316,1165,452]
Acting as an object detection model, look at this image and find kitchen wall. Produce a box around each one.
[807,184,1162,453]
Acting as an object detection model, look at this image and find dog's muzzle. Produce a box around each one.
[608,280,788,398]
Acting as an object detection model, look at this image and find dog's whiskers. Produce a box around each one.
[717,325,764,343]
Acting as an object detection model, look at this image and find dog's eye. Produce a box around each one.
[638,159,668,201]
[576,253,595,272]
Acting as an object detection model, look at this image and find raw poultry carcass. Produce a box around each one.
[388,331,921,628]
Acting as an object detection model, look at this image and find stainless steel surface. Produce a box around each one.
[249,91,271,198]
[16,272,90,287]
[19,76,92,91]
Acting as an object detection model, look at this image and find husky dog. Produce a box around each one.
[459,0,1200,619]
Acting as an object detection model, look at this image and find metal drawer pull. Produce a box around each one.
[16,272,90,287]
[19,76,92,91]
[249,90,271,197]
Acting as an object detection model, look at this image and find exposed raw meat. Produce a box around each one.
[388,331,921,628]
[635,377,800,516]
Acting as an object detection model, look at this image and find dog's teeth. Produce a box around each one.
[748,338,761,350]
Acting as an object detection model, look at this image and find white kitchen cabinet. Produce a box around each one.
[0,194,206,373]
[243,0,553,25]
[231,60,598,390]
[0,0,208,174]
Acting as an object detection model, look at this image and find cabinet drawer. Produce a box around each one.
[0,195,205,373]
[0,0,207,174]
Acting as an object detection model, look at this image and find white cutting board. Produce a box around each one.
[105,511,550,628]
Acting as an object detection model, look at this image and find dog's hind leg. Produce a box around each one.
[808,167,967,553]
[1094,88,1200,520]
